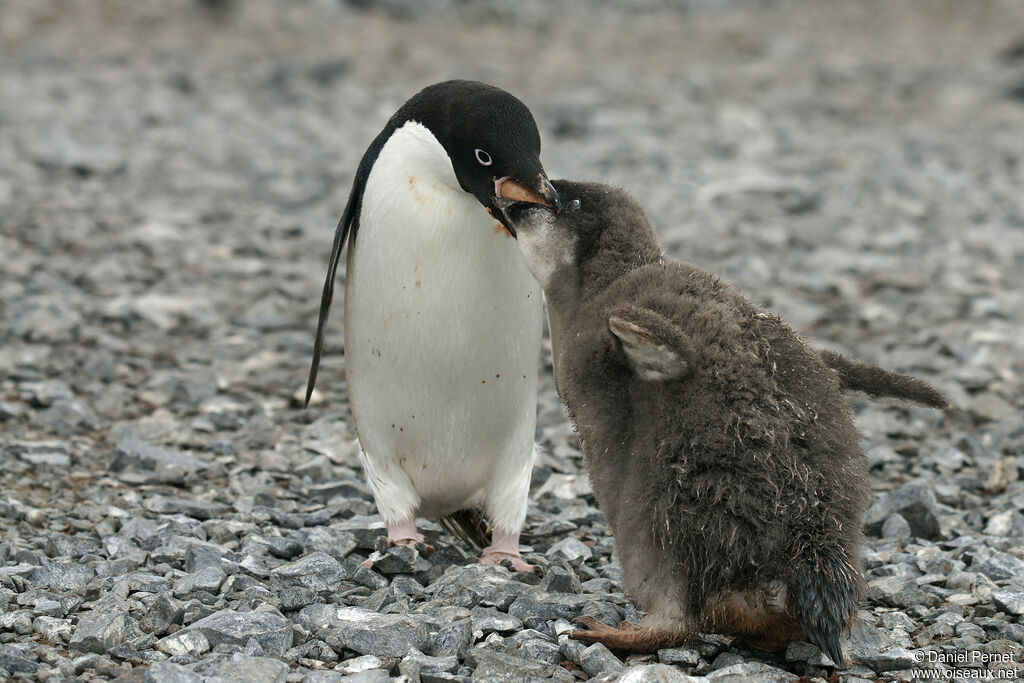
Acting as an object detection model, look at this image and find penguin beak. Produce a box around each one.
[540,175,562,211]
[494,174,562,212]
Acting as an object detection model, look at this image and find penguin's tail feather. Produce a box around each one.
[820,349,948,409]
[440,509,490,549]
[787,548,860,668]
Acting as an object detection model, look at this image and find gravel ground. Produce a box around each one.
[2,1,1024,681]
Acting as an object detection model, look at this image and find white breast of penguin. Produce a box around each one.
[343,120,544,516]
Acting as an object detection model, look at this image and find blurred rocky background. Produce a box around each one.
[1,0,1023,681]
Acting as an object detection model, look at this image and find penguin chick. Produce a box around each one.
[306,81,560,571]
[496,181,947,665]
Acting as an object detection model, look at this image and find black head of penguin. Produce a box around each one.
[394,80,560,216]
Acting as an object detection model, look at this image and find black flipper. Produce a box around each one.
[787,549,860,668]
[304,127,393,407]
[439,509,490,549]
[819,349,948,409]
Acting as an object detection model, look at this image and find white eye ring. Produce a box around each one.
[474,149,492,166]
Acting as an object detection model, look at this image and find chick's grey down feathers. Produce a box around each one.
[508,181,945,665]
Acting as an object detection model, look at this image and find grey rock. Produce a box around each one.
[144,660,202,683]
[844,620,916,672]
[0,563,37,579]
[365,543,429,575]
[498,629,561,666]
[185,546,224,573]
[302,673,346,683]
[658,647,702,666]
[867,574,926,608]
[298,604,430,657]
[470,606,523,634]
[545,537,594,564]
[507,593,586,628]
[331,518,389,550]
[971,548,1024,583]
[399,647,459,678]
[342,671,390,683]
[33,616,74,642]
[299,527,360,559]
[618,665,709,682]
[540,566,583,594]
[109,439,207,485]
[31,131,126,175]
[28,562,95,591]
[69,610,135,654]
[0,645,38,675]
[970,393,1016,422]
[431,618,473,659]
[353,564,390,591]
[430,565,528,609]
[11,440,71,467]
[0,611,34,635]
[186,608,292,655]
[270,551,347,592]
[707,662,799,681]
[881,513,912,540]
[993,588,1024,616]
[985,510,1024,536]
[864,484,942,540]
[265,536,303,560]
[173,566,227,597]
[709,652,746,670]
[277,586,317,611]
[33,598,65,617]
[466,649,561,680]
[140,593,186,636]
[198,654,289,683]
[579,642,624,676]
[145,496,228,520]
[155,628,211,657]
[7,298,81,343]
[337,654,388,675]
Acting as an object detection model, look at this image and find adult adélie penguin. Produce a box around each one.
[305,80,560,571]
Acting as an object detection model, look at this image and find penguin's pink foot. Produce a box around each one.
[571,616,681,653]
[479,531,535,573]
[479,550,535,572]
[362,521,434,568]
[387,520,433,553]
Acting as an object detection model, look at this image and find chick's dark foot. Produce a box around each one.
[570,616,678,652]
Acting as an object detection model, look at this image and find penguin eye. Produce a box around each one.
[474,149,493,166]
[567,199,581,212]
